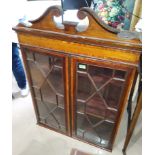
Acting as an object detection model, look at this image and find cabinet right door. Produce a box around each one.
[71,57,134,151]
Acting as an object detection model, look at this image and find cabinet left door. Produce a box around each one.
[20,46,70,136]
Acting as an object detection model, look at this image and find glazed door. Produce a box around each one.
[21,46,70,135]
[71,57,132,150]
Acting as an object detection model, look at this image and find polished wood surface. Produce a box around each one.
[70,57,137,150]
[17,34,140,65]
[122,75,142,155]
[13,6,141,52]
[21,45,71,135]
[13,5,142,152]
[123,83,142,155]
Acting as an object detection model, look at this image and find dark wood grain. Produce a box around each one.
[13,6,141,52]
[122,78,142,154]
[70,56,136,151]
[13,5,142,152]
[21,45,70,135]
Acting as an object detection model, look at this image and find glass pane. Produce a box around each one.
[57,95,65,109]
[53,57,63,67]
[101,80,124,109]
[48,67,64,95]
[35,53,51,76]
[77,101,85,114]
[45,116,59,129]
[33,87,41,99]
[53,108,66,130]
[28,61,44,87]
[89,65,113,89]
[114,70,126,79]
[36,100,49,119]
[25,49,66,133]
[86,94,107,118]
[77,73,95,101]
[95,121,114,144]
[75,62,127,148]
[106,109,117,122]
[25,51,34,60]
[76,113,114,147]
[41,81,57,104]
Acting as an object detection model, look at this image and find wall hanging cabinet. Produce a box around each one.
[13,6,142,151]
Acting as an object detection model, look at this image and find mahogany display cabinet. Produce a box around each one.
[13,6,142,151]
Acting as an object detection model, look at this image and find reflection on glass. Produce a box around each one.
[75,62,127,147]
[77,73,95,101]
[25,50,66,133]
[54,57,63,67]
[48,67,64,95]
[89,65,113,89]
[25,51,34,60]
[114,70,126,79]
[101,80,124,109]
[28,61,44,87]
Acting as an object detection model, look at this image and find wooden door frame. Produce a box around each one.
[70,56,137,151]
[20,44,71,136]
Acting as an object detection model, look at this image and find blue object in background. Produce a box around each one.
[12,43,26,89]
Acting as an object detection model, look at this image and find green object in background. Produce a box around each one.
[94,0,136,30]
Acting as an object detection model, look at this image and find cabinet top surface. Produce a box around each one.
[13,5,142,52]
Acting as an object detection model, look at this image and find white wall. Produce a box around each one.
[12,0,61,23]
